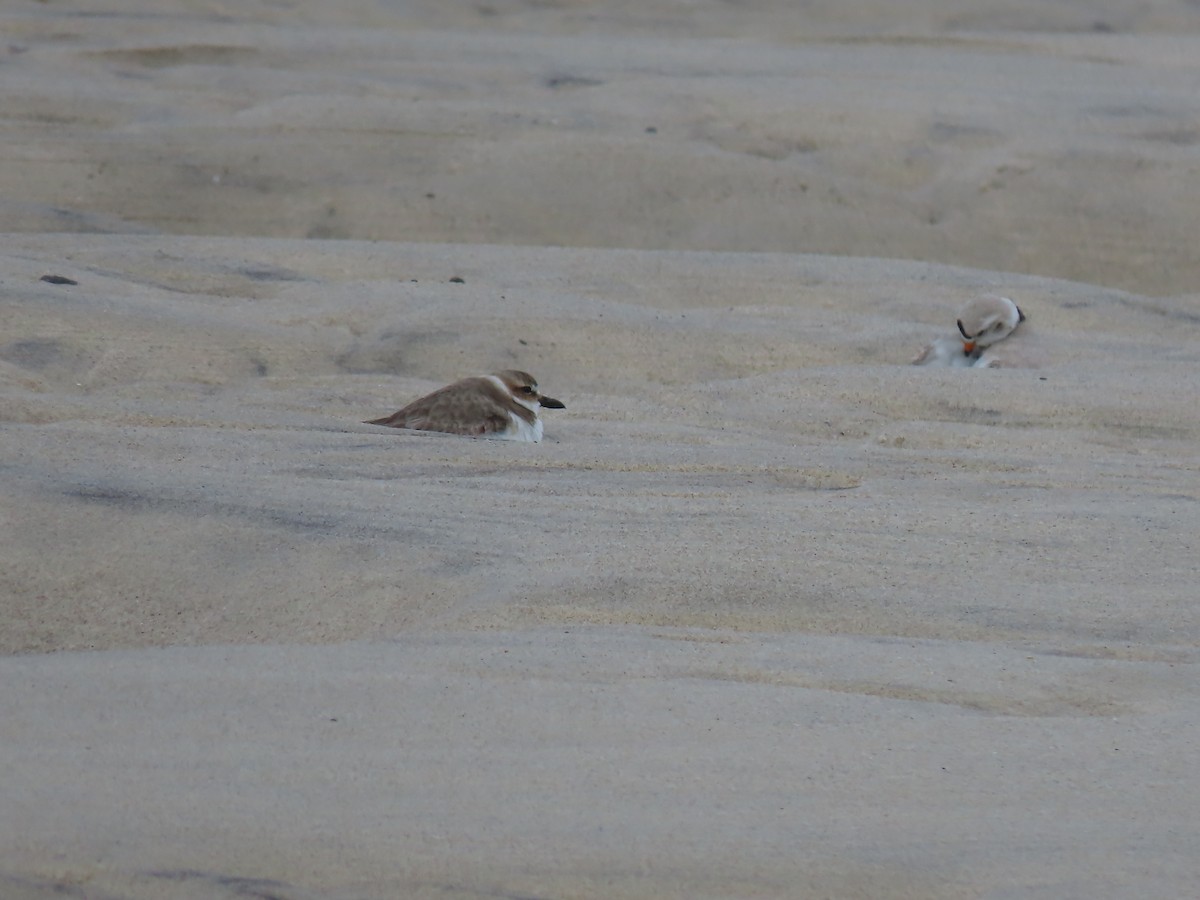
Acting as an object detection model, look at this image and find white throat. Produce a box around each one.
[504,413,544,442]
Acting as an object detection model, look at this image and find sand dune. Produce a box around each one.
[4,5,1200,294]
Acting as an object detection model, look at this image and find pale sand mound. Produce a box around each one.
[3,236,1198,655]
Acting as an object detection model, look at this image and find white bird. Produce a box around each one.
[913,295,1026,368]
[365,370,565,442]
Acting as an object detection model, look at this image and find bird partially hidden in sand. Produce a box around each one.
[912,295,1026,368]
[364,370,565,442]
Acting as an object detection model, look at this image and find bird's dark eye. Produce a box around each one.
[520,386,535,394]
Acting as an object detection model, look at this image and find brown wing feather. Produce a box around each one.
[365,376,515,435]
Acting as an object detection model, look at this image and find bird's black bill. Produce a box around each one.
[540,397,566,409]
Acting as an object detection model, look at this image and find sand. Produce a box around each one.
[2,2,1200,898]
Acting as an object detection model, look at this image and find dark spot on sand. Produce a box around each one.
[66,485,151,510]
[1139,128,1200,146]
[93,45,259,69]
[1,338,70,369]
[148,870,299,900]
[544,73,602,89]
[40,274,78,285]
[238,266,306,282]
[449,276,465,283]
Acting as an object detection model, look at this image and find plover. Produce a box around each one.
[365,370,565,442]
[913,294,1026,368]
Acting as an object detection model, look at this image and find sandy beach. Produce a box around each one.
[2,2,1200,898]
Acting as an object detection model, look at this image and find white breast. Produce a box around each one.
[497,411,544,442]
